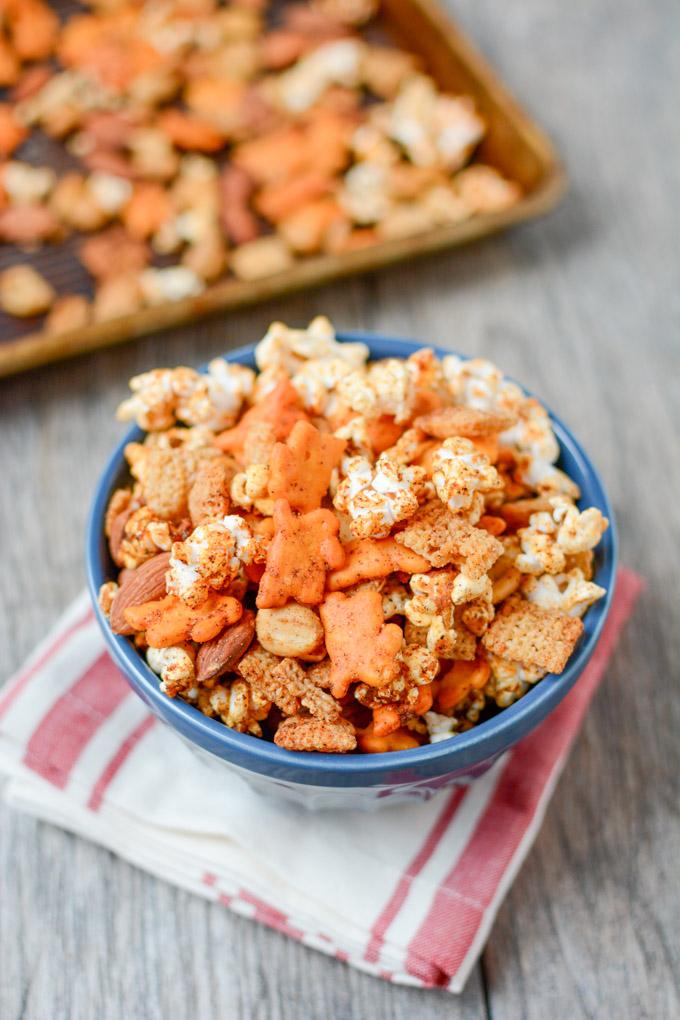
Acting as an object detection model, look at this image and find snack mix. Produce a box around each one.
[0,0,520,328]
[99,317,609,754]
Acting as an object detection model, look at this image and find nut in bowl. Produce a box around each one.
[87,321,617,810]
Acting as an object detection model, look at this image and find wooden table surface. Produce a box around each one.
[1,0,678,1017]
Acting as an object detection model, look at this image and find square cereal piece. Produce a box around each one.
[482,598,584,674]
[395,501,503,578]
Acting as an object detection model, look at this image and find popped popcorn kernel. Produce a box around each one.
[431,437,501,512]
[334,454,426,538]
[167,514,263,606]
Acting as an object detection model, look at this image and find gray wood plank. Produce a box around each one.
[1,0,679,1017]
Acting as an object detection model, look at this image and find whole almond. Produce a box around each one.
[109,507,134,566]
[110,552,171,635]
[196,611,256,682]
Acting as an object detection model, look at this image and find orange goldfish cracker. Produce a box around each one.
[122,183,173,240]
[437,658,490,712]
[356,725,420,753]
[257,499,344,607]
[492,565,522,604]
[158,109,226,153]
[215,380,308,458]
[278,198,347,255]
[372,704,402,737]
[7,0,59,63]
[364,416,404,454]
[326,537,430,590]
[124,592,242,647]
[498,497,553,530]
[268,419,345,512]
[254,170,334,222]
[478,514,507,536]
[320,589,403,698]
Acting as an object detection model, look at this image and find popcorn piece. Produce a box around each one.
[117,367,203,431]
[269,420,345,513]
[337,351,432,424]
[382,75,484,170]
[291,357,354,414]
[334,454,426,538]
[275,39,365,114]
[208,680,271,737]
[146,643,196,698]
[482,598,584,674]
[522,569,606,618]
[431,437,501,512]
[117,507,177,570]
[320,589,403,697]
[275,714,357,753]
[2,161,55,205]
[516,497,608,575]
[441,355,524,414]
[88,171,132,214]
[139,266,204,306]
[326,536,430,590]
[255,316,368,376]
[182,359,256,431]
[424,710,462,743]
[455,164,521,214]
[381,578,409,619]
[257,500,344,608]
[395,501,503,578]
[0,265,54,317]
[405,570,457,657]
[97,581,118,617]
[551,497,609,554]
[484,652,545,708]
[168,514,263,606]
[451,572,492,605]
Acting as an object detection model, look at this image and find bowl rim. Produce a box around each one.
[86,332,618,778]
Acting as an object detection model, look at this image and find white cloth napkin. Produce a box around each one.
[0,570,640,992]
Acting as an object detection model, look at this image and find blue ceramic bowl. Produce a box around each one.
[86,334,617,810]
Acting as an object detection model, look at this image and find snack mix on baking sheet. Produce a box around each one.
[99,317,609,754]
[0,0,520,326]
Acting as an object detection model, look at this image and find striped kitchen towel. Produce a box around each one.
[0,569,641,993]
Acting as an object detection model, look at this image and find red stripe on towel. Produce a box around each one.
[87,715,156,810]
[23,652,129,788]
[0,608,93,720]
[364,785,468,964]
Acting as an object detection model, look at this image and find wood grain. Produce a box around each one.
[1,0,679,1017]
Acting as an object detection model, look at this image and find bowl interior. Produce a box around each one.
[86,333,617,780]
